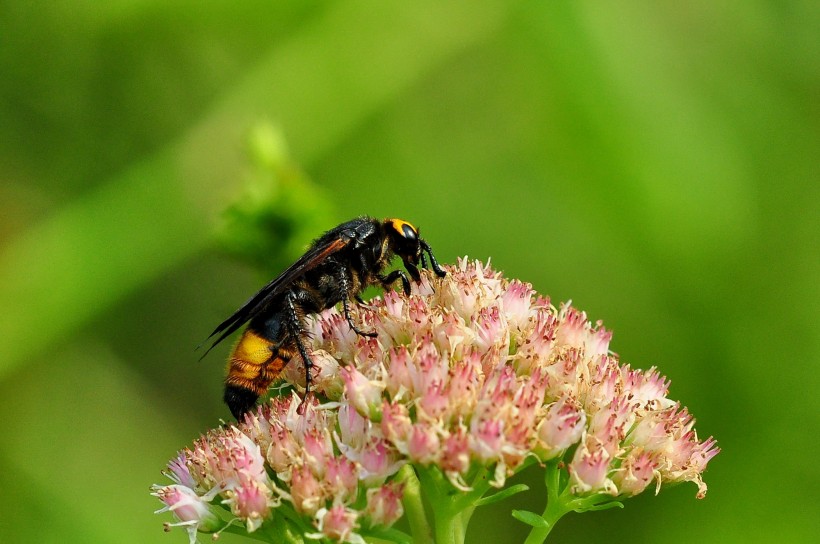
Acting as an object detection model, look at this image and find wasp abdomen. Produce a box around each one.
[224,329,294,419]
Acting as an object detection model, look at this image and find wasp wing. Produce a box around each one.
[198,236,351,358]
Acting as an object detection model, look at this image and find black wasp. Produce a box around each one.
[201,216,446,419]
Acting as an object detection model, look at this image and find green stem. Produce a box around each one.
[398,465,434,544]
[274,505,311,542]
[408,464,509,544]
[415,466,466,544]
[522,462,571,544]
[451,465,492,530]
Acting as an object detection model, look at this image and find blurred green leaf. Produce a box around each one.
[0,344,187,542]
[217,122,336,275]
[0,0,514,380]
[0,1,817,543]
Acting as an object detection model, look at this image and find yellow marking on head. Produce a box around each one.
[387,218,418,238]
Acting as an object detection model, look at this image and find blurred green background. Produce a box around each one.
[1,1,817,542]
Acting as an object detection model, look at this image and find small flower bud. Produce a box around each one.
[358,438,403,486]
[223,476,273,532]
[341,365,384,420]
[152,484,221,543]
[612,449,659,497]
[290,464,324,516]
[536,396,586,459]
[569,434,617,495]
[365,483,405,527]
[314,505,360,543]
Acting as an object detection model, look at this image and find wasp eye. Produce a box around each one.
[401,223,418,241]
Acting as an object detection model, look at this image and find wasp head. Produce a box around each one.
[384,218,446,281]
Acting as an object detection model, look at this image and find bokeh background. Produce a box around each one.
[1,1,817,543]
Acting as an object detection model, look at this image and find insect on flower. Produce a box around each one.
[159,260,719,544]
[200,216,447,419]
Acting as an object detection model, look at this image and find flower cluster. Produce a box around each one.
[153,259,718,543]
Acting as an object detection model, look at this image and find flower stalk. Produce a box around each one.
[396,465,433,544]
[152,259,718,543]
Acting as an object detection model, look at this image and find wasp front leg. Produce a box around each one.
[421,240,447,277]
[379,269,411,296]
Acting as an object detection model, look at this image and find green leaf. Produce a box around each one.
[581,500,624,512]
[512,510,549,529]
[362,526,413,544]
[474,484,530,506]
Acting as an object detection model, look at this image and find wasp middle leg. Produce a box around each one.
[283,290,320,413]
[337,268,378,338]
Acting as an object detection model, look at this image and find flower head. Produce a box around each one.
[151,484,221,544]
[154,258,718,542]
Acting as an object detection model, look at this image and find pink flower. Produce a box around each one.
[613,449,659,497]
[264,423,299,474]
[302,428,334,477]
[474,306,509,353]
[380,400,413,447]
[341,365,384,419]
[165,453,196,489]
[325,456,359,503]
[568,434,617,495]
[536,396,586,459]
[224,475,274,531]
[355,438,403,486]
[406,422,441,464]
[284,349,345,400]
[290,464,324,516]
[440,427,471,477]
[151,484,221,544]
[337,403,370,450]
[500,279,535,330]
[365,482,405,527]
[154,259,718,542]
[313,505,361,543]
[187,426,268,490]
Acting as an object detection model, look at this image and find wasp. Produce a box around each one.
[201,216,447,419]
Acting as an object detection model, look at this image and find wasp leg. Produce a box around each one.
[379,269,411,296]
[421,240,446,277]
[338,268,378,337]
[342,296,378,337]
[403,260,422,283]
[284,291,316,414]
